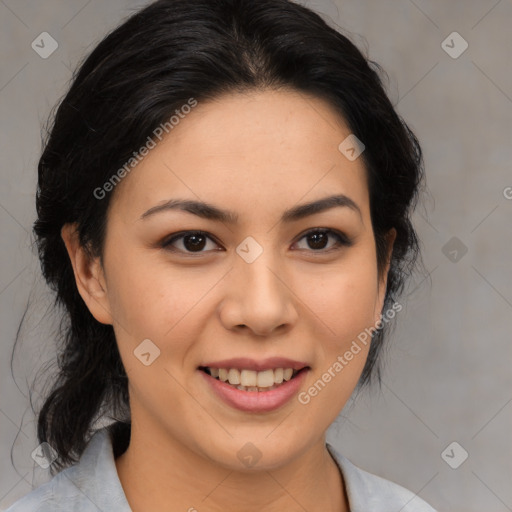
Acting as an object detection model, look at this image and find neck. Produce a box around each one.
[114,421,349,512]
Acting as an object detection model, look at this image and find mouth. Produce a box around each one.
[199,366,308,392]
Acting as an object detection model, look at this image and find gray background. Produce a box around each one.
[1,1,511,510]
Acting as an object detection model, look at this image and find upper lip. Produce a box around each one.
[199,357,310,371]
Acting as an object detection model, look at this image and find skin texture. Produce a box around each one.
[61,89,395,512]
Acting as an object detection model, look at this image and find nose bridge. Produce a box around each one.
[228,236,296,333]
[236,239,283,302]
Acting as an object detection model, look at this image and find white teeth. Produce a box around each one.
[206,367,301,389]
[227,368,241,385]
[257,369,275,388]
[240,369,257,387]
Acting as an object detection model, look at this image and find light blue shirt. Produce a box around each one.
[5,427,437,511]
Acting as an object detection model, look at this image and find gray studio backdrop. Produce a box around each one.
[1,1,511,511]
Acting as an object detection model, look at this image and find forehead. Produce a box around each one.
[109,89,370,223]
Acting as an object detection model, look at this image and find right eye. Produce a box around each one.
[161,230,224,255]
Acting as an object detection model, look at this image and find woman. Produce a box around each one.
[7,0,436,510]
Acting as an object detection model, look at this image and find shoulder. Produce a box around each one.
[327,443,438,512]
[4,427,131,512]
[3,465,86,512]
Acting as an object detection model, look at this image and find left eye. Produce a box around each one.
[293,228,352,252]
[162,229,351,255]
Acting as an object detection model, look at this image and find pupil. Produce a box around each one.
[308,232,328,250]
[184,234,206,251]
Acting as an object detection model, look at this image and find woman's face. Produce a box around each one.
[70,89,394,470]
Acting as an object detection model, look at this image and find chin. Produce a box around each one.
[200,433,312,472]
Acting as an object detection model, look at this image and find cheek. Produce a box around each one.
[104,247,219,348]
[101,241,165,341]
[296,261,378,417]
[300,254,379,344]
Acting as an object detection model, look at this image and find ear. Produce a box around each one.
[374,227,397,324]
[61,223,113,325]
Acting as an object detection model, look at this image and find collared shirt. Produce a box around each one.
[5,427,437,511]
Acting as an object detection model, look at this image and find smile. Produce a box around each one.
[199,363,310,413]
[200,366,305,392]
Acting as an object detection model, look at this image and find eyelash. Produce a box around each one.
[161,228,353,256]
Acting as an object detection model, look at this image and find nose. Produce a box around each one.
[218,250,299,337]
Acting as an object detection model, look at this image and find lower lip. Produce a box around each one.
[199,369,309,412]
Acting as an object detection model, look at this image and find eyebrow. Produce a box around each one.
[139,194,362,224]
